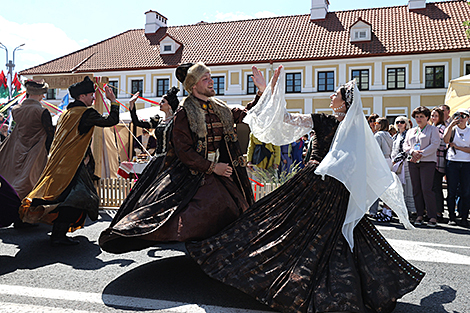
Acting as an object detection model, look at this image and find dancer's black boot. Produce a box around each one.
[50,222,80,246]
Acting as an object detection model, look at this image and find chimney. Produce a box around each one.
[310,0,329,20]
[408,0,426,10]
[145,10,167,34]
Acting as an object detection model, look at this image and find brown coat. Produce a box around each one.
[0,99,49,199]
[99,95,259,253]
[19,106,94,224]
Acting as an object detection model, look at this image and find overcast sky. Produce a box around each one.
[0,0,441,73]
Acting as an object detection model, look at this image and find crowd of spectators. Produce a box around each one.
[366,104,470,229]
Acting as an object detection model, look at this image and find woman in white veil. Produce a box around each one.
[187,66,424,313]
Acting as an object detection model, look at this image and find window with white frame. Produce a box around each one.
[351,69,369,91]
[387,68,406,90]
[354,30,368,40]
[157,78,169,97]
[425,66,445,88]
[466,64,470,75]
[317,71,334,92]
[46,88,56,100]
[286,73,301,93]
[213,76,225,95]
[108,80,118,97]
[247,75,256,94]
[131,79,143,96]
[350,20,372,42]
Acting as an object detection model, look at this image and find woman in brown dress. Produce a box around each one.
[187,75,424,313]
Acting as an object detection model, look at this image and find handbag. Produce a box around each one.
[392,160,404,175]
[392,160,406,184]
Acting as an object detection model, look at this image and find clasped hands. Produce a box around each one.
[410,150,423,163]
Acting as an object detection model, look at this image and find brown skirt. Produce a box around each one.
[99,158,248,253]
[141,174,248,242]
[186,162,425,313]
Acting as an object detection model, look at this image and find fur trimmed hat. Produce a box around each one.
[176,62,210,94]
[69,76,95,99]
[163,86,180,112]
[24,80,48,95]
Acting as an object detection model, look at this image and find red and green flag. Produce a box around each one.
[0,71,8,99]
[12,73,22,97]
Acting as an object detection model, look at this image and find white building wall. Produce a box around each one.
[30,51,470,122]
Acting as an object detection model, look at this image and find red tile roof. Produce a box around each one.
[20,0,470,75]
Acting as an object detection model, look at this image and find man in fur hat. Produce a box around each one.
[0,80,55,228]
[99,64,269,253]
[156,63,268,240]
[20,76,119,246]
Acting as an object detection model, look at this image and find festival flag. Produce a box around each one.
[12,73,22,97]
[0,71,9,99]
[59,93,69,110]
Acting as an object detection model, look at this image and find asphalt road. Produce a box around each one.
[1,210,469,313]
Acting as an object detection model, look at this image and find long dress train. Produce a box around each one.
[186,113,424,313]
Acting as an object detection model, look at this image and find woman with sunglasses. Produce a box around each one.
[391,116,416,217]
[443,109,470,227]
[404,106,440,227]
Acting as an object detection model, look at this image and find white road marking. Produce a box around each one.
[0,302,98,313]
[387,239,470,265]
[0,284,269,313]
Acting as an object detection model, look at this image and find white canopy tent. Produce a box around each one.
[119,106,164,123]
[445,74,470,114]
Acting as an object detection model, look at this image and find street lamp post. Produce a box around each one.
[0,42,25,101]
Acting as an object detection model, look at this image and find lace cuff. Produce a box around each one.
[283,112,314,129]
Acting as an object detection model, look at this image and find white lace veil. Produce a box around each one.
[244,70,414,251]
[243,69,312,145]
[314,80,414,250]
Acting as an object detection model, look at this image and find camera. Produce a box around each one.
[452,112,461,120]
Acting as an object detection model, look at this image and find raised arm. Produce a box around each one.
[78,85,119,134]
[129,91,159,129]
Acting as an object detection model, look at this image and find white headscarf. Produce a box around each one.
[314,80,413,250]
[244,69,413,251]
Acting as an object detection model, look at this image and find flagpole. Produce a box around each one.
[0,42,25,101]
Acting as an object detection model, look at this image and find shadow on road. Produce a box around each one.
[102,254,273,311]
[394,285,458,313]
[0,223,134,276]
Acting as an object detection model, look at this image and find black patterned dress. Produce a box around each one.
[186,113,424,313]
[98,111,176,253]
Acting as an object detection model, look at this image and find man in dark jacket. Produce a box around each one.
[20,76,119,246]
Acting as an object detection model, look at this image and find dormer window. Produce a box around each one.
[350,18,372,42]
[159,34,182,55]
[355,30,367,39]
